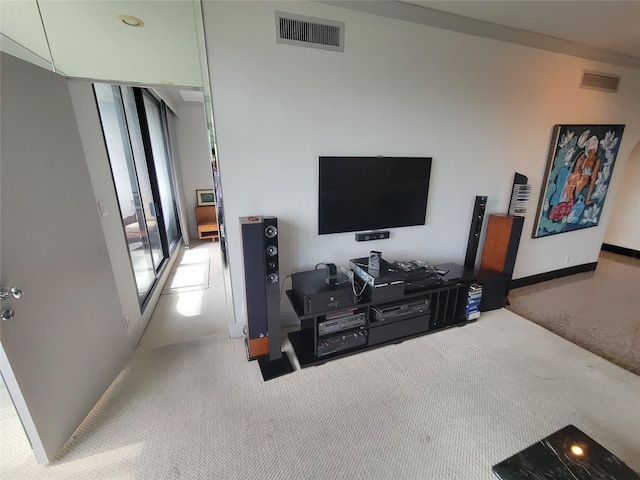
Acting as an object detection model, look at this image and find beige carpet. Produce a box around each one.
[2,309,639,479]
[161,258,211,294]
[507,251,640,375]
[139,243,228,351]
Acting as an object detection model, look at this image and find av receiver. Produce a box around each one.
[318,311,366,336]
[317,330,367,357]
[291,269,355,315]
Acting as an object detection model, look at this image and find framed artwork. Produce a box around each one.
[196,189,215,206]
[532,124,625,238]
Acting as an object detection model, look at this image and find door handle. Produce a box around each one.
[1,308,15,321]
[0,286,23,300]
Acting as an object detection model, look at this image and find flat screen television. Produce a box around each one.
[318,156,432,235]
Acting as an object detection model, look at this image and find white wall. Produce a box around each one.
[175,102,215,240]
[202,1,640,327]
[604,140,640,251]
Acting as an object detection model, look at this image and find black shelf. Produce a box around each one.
[286,263,476,369]
[288,315,472,368]
[286,262,474,320]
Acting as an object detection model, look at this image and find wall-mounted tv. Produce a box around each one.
[318,156,432,235]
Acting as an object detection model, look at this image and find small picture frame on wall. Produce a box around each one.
[196,189,215,206]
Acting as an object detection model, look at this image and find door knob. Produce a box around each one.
[0,286,23,300]
[1,308,15,321]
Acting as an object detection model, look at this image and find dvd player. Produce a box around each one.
[371,298,430,322]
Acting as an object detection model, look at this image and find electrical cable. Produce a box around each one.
[351,273,367,302]
[279,274,292,302]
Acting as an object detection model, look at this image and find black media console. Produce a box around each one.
[287,262,476,368]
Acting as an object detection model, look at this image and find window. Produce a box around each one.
[94,83,181,305]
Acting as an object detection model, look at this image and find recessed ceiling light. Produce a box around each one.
[117,15,145,27]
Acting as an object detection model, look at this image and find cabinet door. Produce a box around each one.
[368,315,429,346]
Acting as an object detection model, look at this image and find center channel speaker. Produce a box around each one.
[239,216,282,361]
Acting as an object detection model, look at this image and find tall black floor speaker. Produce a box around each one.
[239,216,293,380]
[464,195,488,271]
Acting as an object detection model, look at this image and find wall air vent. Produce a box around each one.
[580,71,621,93]
[275,11,344,52]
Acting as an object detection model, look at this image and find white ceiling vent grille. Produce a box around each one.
[275,11,344,52]
[580,71,621,93]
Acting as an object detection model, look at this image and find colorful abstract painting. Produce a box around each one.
[533,124,625,238]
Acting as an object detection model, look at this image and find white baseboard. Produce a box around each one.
[228,321,245,339]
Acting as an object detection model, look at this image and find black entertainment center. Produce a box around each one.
[285,156,482,369]
[287,261,476,368]
[245,157,523,379]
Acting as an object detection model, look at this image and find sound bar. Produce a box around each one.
[355,231,390,242]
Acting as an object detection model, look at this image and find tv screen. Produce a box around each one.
[318,156,432,235]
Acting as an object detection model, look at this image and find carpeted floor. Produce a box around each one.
[507,251,640,375]
[2,313,640,478]
[1,244,639,479]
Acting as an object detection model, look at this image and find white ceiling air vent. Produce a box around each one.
[275,11,344,52]
[580,71,621,93]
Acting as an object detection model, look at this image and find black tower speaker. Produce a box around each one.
[240,216,279,359]
[239,216,293,380]
[464,196,488,271]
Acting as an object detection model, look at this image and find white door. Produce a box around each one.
[0,53,132,463]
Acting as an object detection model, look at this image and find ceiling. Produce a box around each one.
[0,0,204,89]
[404,1,640,59]
[325,0,640,69]
[1,0,639,105]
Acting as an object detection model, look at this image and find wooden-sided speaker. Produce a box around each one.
[479,213,524,305]
[480,214,524,281]
[239,216,293,380]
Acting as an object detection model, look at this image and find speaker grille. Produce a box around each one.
[240,217,269,345]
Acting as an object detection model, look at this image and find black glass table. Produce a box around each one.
[493,425,640,480]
